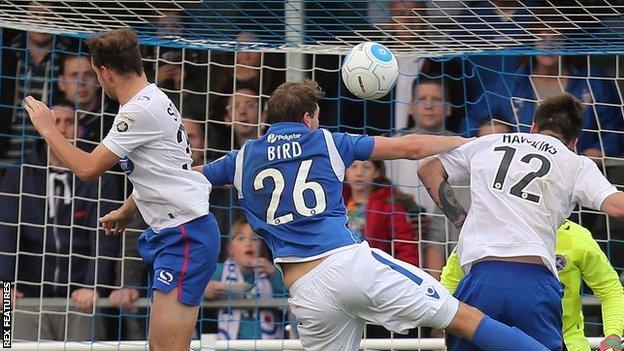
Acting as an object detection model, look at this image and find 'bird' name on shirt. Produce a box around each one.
[502,134,558,155]
[268,141,303,161]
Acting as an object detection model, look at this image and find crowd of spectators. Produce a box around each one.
[0,0,623,343]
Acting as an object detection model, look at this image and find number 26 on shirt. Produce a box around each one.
[253,159,327,225]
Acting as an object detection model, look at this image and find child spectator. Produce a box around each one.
[204,219,287,341]
[343,160,420,266]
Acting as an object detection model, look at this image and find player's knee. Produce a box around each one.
[148,317,195,351]
[149,290,199,350]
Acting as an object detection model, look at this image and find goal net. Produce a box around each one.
[0,0,622,350]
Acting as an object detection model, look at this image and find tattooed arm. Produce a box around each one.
[417,157,467,229]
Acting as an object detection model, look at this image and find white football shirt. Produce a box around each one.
[102,84,211,231]
[437,132,618,275]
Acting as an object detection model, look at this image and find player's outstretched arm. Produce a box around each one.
[24,96,120,181]
[370,134,471,160]
[417,157,467,229]
[600,192,624,221]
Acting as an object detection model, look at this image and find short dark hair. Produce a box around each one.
[267,80,325,123]
[86,28,143,76]
[533,93,584,143]
[57,54,90,77]
[411,74,449,102]
[51,98,75,110]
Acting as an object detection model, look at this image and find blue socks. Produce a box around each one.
[471,316,549,351]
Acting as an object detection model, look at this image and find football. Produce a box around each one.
[341,42,399,100]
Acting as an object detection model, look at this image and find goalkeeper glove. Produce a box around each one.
[599,335,622,351]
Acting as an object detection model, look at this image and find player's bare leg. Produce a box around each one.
[148,290,199,351]
[444,302,549,351]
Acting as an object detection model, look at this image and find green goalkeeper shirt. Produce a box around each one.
[440,220,624,351]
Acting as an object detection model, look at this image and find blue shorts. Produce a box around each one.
[446,261,563,351]
[138,214,221,306]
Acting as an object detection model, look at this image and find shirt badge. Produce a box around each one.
[555,254,567,271]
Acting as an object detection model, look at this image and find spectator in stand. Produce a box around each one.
[211,32,280,97]
[208,88,265,236]
[477,119,513,137]
[183,118,206,166]
[209,32,283,126]
[154,50,183,106]
[56,53,117,142]
[458,0,538,136]
[467,31,624,158]
[343,160,420,267]
[147,48,208,120]
[212,87,266,153]
[0,26,72,165]
[0,101,122,341]
[204,219,286,341]
[142,4,208,120]
[385,75,468,276]
[154,5,185,38]
[57,54,99,115]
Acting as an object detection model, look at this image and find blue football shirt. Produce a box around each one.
[203,122,375,261]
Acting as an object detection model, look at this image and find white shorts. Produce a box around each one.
[288,242,459,351]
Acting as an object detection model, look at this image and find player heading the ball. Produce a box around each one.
[24,27,220,351]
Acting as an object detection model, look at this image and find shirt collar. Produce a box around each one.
[265,122,311,135]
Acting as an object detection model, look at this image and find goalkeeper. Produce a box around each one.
[440,220,624,351]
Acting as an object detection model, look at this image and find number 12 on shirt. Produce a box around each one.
[492,146,552,204]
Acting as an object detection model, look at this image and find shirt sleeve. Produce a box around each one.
[202,151,238,187]
[440,249,464,294]
[576,229,624,337]
[331,132,375,168]
[572,157,619,210]
[436,138,480,186]
[101,104,162,158]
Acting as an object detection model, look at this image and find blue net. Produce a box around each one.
[1,1,624,55]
